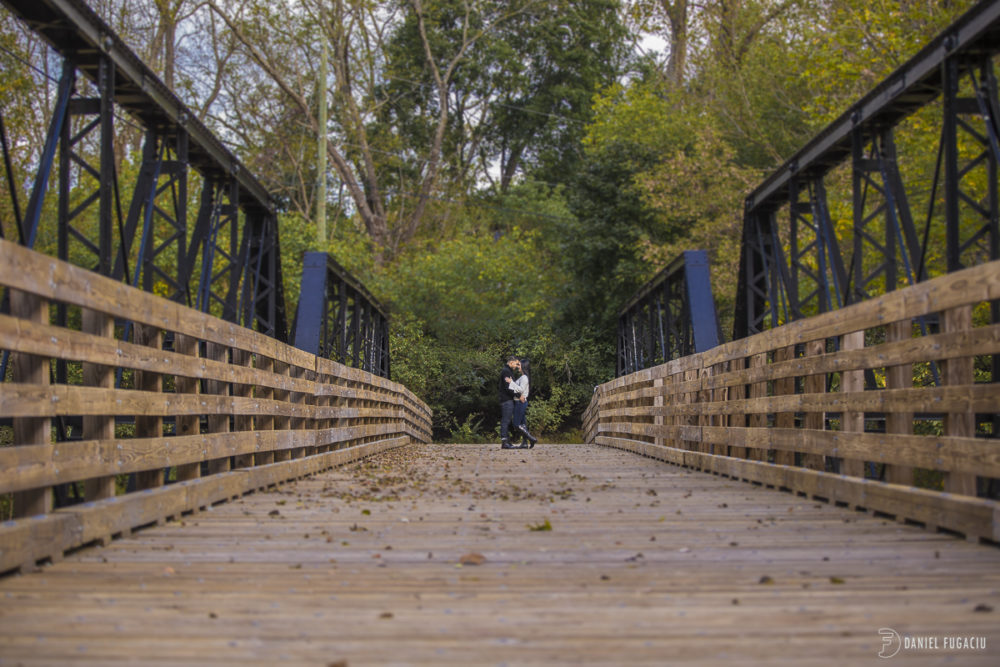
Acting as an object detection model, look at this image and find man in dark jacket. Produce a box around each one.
[499,356,520,449]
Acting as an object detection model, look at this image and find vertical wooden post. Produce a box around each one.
[801,339,827,471]
[10,291,52,518]
[134,323,164,489]
[698,362,713,455]
[773,346,795,465]
[204,342,231,475]
[885,320,914,486]
[273,359,291,462]
[289,364,306,459]
[684,367,699,452]
[653,376,664,449]
[255,355,275,465]
[173,333,201,482]
[82,308,116,500]
[941,305,977,495]
[729,356,747,459]
[749,352,768,461]
[231,347,254,469]
[840,331,866,478]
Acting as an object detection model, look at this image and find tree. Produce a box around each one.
[206,0,536,262]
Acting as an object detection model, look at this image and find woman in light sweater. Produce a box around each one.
[511,359,537,448]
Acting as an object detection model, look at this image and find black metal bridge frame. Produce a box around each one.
[735,0,1000,339]
[0,0,287,341]
[616,250,721,377]
[293,252,390,379]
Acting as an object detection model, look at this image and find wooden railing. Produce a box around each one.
[584,260,1000,542]
[0,239,431,574]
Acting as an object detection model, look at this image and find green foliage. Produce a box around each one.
[3,0,986,447]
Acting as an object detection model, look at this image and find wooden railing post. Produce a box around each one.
[174,332,202,481]
[653,376,664,448]
[801,339,826,471]
[134,323,164,489]
[204,342,231,474]
[839,331,865,478]
[272,359,291,462]
[82,308,116,500]
[941,305,977,495]
[10,290,51,518]
[773,345,795,465]
[231,347,254,469]
[885,320,914,486]
[749,352,768,461]
[729,356,747,459]
[255,355,276,465]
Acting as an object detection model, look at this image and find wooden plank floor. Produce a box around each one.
[1,442,998,666]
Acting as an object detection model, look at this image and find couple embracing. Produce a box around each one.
[498,355,538,449]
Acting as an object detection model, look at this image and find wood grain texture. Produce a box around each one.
[0,443,996,665]
[584,260,1000,540]
[0,240,431,575]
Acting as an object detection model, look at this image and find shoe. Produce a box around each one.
[501,439,515,449]
[518,425,538,448]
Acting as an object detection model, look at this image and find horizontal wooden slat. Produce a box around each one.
[0,312,320,395]
[584,260,1000,542]
[596,436,1000,542]
[0,239,318,369]
[0,420,415,493]
[0,436,411,573]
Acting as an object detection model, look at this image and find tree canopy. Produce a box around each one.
[0,0,978,439]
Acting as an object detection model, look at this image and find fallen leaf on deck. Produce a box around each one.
[459,552,487,566]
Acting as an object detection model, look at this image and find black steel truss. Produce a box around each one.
[0,0,286,341]
[616,250,721,377]
[293,252,390,378]
[735,0,1000,339]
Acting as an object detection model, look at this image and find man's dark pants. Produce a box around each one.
[500,399,514,442]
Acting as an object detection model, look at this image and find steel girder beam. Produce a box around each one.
[735,0,1000,339]
[0,0,289,341]
[1,0,273,211]
[616,250,721,377]
[293,252,390,379]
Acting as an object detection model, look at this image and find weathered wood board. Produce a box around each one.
[0,443,996,665]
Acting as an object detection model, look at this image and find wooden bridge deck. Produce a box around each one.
[1,442,998,666]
